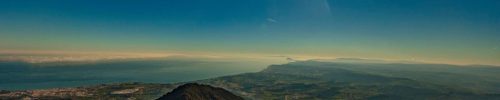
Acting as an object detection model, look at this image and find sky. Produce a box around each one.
[1,0,499,65]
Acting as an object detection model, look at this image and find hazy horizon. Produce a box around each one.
[1,0,499,66]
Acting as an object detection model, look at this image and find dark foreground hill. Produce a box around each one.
[156,83,243,100]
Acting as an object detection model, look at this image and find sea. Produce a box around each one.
[0,57,282,90]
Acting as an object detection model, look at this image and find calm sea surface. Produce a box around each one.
[0,58,280,90]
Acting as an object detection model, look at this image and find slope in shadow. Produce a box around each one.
[157,83,243,100]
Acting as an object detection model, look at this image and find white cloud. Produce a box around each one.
[266,18,278,23]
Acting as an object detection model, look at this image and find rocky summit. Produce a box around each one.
[156,83,243,100]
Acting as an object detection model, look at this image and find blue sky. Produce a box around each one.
[1,0,499,65]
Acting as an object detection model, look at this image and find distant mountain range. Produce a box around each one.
[1,60,500,100]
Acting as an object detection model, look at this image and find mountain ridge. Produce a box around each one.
[156,83,244,100]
